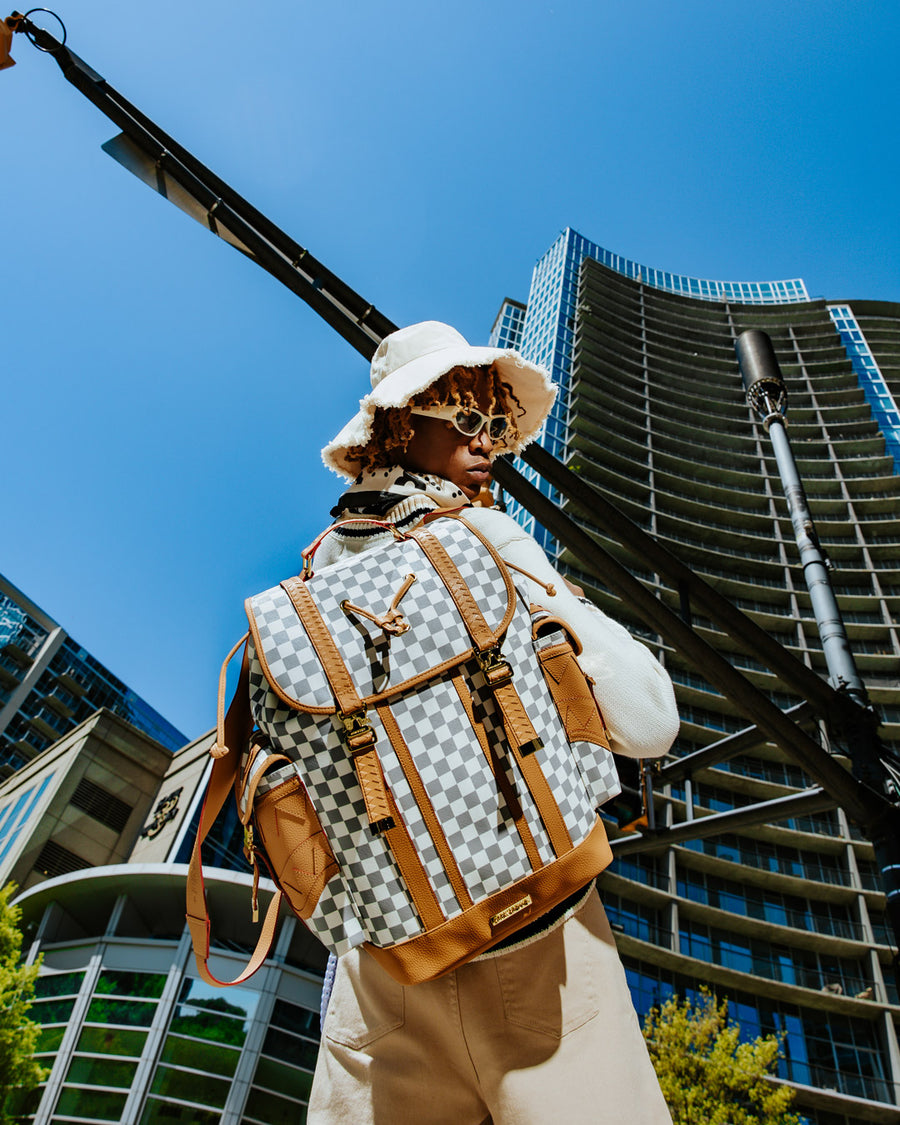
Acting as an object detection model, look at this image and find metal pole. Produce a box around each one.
[735,328,900,978]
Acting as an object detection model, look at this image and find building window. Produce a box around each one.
[0,774,53,864]
[245,997,321,1123]
[141,977,259,1121]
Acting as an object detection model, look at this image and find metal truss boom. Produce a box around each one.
[490,455,888,830]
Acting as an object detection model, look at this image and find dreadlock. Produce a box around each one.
[345,363,525,472]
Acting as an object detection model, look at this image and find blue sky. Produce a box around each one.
[4,0,898,739]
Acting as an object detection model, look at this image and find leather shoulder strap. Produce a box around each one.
[185,641,284,987]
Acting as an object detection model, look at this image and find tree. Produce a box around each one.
[642,989,801,1125]
[0,884,47,1123]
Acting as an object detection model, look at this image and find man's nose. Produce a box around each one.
[471,426,494,453]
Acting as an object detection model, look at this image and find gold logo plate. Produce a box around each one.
[490,894,532,928]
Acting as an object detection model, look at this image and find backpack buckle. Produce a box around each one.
[339,710,377,752]
[477,646,513,689]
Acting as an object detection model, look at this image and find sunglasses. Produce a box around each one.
[409,405,511,441]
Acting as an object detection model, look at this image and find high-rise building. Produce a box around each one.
[0,572,186,771]
[495,228,900,1123]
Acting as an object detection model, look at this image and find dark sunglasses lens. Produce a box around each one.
[489,417,509,440]
[454,410,483,436]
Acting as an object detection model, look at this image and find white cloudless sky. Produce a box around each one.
[3,0,898,739]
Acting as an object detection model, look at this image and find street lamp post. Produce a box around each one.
[735,328,900,977]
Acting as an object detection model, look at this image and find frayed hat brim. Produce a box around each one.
[322,336,556,479]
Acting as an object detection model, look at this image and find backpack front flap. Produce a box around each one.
[245,516,515,711]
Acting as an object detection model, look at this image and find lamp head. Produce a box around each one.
[735,329,787,429]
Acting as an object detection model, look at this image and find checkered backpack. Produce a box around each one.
[187,512,620,986]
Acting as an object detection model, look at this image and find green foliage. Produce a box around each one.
[0,884,48,1124]
[642,989,801,1125]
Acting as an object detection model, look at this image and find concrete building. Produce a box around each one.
[495,229,900,1123]
[7,718,326,1124]
[0,573,186,773]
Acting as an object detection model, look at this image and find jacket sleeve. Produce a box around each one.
[464,508,680,759]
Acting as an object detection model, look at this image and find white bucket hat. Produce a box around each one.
[321,320,557,479]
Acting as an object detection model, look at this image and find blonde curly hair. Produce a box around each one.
[345,363,524,472]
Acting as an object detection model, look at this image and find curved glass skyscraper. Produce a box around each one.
[495,229,900,1124]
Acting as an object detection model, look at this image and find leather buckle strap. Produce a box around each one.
[338,711,394,835]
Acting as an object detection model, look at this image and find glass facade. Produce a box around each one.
[0,773,54,867]
[0,574,185,771]
[17,870,326,1124]
[623,959,895,1106]
[488,298,526,350]
[828,305,900,472]
[500,229,812,549]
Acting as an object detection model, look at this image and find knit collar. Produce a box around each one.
[330,466,471,519]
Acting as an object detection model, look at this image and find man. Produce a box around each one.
[308,321,679,1123]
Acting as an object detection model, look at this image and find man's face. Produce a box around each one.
[400,386,499,500]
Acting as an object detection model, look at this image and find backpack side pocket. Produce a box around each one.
[254,776,340,919]
[535,629,621,810]
[535,635,610,748]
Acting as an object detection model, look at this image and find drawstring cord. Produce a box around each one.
[341,573,417,635]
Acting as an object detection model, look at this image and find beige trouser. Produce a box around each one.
[308,889,671,1124]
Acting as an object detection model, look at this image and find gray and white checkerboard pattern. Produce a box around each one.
[570,742,622,810]
[248,588,333,708]
[244,521,622,956]
[388,678,532,903]
[369,705,462,918]
[249,647,422,949]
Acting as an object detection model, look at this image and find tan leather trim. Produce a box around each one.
[532,614,583,657]
[538,642,611,747]
[447,514,517,638]
[352,744,395,832]
[381,789,445,932]
[238,745,291,825]
[491,677,543,756]
[451,675,542,873]
[215,632,250,751]
[281,577,364,717]
[376,704,473,911]
[364,818,613,985]
[411,528,495,650]
[495,681,573,858]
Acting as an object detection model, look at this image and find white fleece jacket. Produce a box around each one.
[464,508,679,759]
[315,496,679,761]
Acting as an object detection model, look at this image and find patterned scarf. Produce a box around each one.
[330,466,470,521]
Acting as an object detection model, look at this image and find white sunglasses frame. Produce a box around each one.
[408,404,511,441]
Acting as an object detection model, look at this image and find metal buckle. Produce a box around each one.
[476,646,513,688]
[338,710,377,752]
